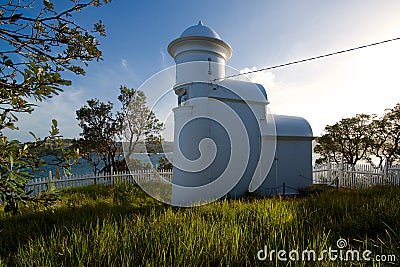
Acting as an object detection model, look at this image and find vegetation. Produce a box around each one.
[75,86,164,174]
[157,155,173,170]
[0,0,110,126]
[315,103,400,167]
[0,184,398,266]
[117,85,164,158]
[0,0,111,213]
[75,98,120,175]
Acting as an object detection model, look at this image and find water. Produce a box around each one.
[33,153,169,178]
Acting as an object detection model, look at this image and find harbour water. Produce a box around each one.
[33,153,168,178]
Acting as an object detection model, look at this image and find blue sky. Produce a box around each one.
[6,0,400,141]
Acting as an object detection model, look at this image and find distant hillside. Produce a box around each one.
[130,141,174,153]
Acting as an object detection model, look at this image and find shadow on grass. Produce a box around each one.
[0,184,169,259]
[0,184,399,266]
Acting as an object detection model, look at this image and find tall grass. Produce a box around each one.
[0,184,398,266]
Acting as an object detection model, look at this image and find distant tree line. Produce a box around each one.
[314,103,400,167]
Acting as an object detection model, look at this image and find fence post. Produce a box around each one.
[327,158,332,182]
[48,170,53,191]
[336,177,339,191]
[383,158,388,184]
[110,166,114,186]
[282,182,285,196]
[339,157,344,188]
[397,166,400,186]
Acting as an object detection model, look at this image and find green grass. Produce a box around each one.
[0,184,399,266]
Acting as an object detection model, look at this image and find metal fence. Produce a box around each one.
[313,161,400,189]
[27,169,173,195]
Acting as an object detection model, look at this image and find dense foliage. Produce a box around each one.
[0,0,110,131]
[0,0,111,212]
[315,103,400,167]
[76,86,164,174]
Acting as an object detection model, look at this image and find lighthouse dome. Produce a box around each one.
[180,21,221,40]
[168,21,232,62]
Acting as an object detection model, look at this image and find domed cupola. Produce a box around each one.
[168,21,232,64]
[168,21,232,85]
[180,20,221,39]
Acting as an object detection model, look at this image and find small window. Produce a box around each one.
[178,91,188,106]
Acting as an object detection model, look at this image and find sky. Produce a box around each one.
[5,0,400,141]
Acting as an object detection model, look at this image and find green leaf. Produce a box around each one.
[9,155,14,169]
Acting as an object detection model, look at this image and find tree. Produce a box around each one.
[369,104,400,167]
[157,156,173,170]
[76,86,164,174]
[0,0,110,132]
[0,1,111,213]
[117,85,164,158]
[314,114,373,166]
[76,99,120,175]
[0,120,78,214]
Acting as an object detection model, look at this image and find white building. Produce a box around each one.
[168,22,313,206]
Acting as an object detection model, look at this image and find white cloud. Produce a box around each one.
[121,58,128,69]
[5,88,86,141]
[239,46,400,137]
[239,67,279,90]
[160,47,167,67]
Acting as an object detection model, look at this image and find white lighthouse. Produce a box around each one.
[167,22,313,206]
[168,21,231,85]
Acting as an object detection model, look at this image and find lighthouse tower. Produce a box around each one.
[168,21,232,85]
[168,21,268,206]
[167,22,313,206]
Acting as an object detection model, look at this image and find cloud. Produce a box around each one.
[238,43,400,137]
[121,58,128,69]
[239,66,340,136]
[4,88,86,141]
[160,47,167,67]
[239,67,279,90]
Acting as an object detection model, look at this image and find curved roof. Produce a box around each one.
[218,79,268,103]
[273,114,313,138]
[180,21,221,39]
[168,21,232,61]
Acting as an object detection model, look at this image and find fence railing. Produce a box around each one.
[313,162,400,189]
[27,169,173,195]
[26,163,400,195]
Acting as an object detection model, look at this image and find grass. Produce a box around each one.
[0,184,399,266]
